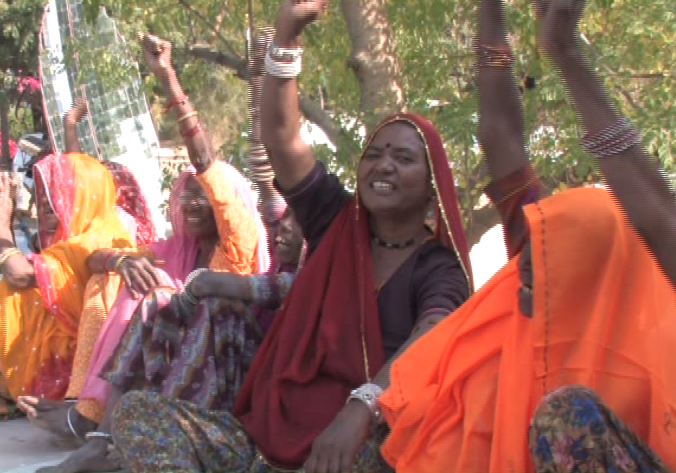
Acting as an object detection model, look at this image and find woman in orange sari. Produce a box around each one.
[379,1,676,472]
[0,152,134,401]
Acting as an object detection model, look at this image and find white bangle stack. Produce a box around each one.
[265,44,303,79]
[347,382,384,423]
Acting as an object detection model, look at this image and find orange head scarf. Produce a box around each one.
[380,187,676,472]
[32,153,133,333]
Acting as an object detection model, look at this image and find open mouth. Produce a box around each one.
[185,216,203,225]
[369,180,395,194]
[275,235,291,248]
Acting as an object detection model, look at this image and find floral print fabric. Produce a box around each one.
[529,386,670,473]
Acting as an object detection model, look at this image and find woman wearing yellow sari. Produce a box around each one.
[0,152,133,401]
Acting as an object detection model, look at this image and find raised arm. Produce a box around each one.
[63,98,88,154]
[140,34,214,174]
[0,173,36,289]
[478,0,541,257]
[261,0,328,190]
[537,0,676,288]
[478,0,530,182]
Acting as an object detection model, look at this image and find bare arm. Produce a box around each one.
[140,34,215,174]
[0,174,35,288]
[63,98,88,154]
[261,1,327,190]
[478,0,530,183]
[538,0,676,288]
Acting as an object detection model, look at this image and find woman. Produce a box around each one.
[110,2,472,471]
[0,152,134,402]
[16,99,159,439]
[34,36,273,473]
[378,1,676,472]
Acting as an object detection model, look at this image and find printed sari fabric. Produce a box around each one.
[77,161,269,421]
[101,270,295,412]
[0,153,133,400]
[379,187,676,473]
[529,386,670,473]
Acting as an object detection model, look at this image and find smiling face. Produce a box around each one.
[356,121,433,218]
[180,175,218,238]
[272,207,304,267]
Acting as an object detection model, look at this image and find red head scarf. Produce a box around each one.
[233,113,472,469]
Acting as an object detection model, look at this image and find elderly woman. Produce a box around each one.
[378,1,676,472]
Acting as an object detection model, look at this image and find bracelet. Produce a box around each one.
[265,49,302,79]
[475,43,514,68]
[183,268,209,305]
[346,382,384,423]
[180,123,203,139]
[0,248,21,270]
[84,431,113,442]
[176,111,199,124]
[580,118,642,158]
[113,255,130,274]
[268,44,303,62]
[164,95,189,114]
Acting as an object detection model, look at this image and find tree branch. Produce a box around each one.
[177,0,240,57]
[187,44,344,149]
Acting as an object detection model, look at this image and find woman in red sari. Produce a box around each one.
[110,2,471,472]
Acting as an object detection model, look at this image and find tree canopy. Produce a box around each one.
[68,0,676,243]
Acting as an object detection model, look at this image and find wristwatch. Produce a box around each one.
[268,44,303,62]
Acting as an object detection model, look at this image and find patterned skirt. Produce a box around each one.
[529,386,671,473]
[101,287,264,411]
[112,391,392,473]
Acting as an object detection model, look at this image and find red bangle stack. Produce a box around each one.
[180,123,203,139]
[164,95,189,114]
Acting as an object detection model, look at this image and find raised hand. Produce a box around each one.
[275,0,329,44]
[534,0,587,58]
[139,32,173,78]
[64,98,88,125]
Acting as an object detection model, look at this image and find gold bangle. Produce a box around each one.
[176,111,198,124]
[0,248,21,270]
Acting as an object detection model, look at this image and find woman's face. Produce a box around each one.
[273,208,304,267]
[180,176,218,238]
[356,122,432,218]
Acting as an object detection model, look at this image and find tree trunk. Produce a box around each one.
[0,90,11,171]
[341,0,405,129]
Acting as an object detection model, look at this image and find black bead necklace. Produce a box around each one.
[370,231,417,250]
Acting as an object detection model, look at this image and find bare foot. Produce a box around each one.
[36,438,122,473]
[17,396,96,440]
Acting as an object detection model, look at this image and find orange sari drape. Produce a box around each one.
[0,153,133,400]
[380,187,676,472]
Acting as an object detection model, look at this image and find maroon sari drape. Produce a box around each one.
[233,113,472,469]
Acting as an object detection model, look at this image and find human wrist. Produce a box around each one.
[346,383,384,424]
[273,28,302,49]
